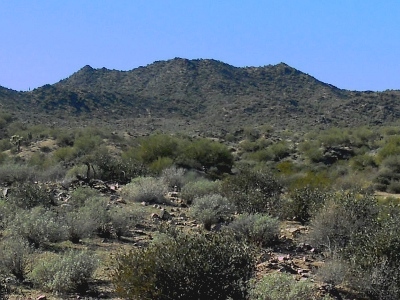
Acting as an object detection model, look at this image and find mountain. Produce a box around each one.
[1,58,400,134]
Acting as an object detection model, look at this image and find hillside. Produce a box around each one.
[1,58,400,134]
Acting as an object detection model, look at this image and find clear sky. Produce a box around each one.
[0,1,399,92]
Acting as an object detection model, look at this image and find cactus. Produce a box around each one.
[10,135,22,152]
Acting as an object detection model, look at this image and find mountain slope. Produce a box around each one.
[1,58,400,133]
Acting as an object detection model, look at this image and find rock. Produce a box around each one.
[37,296,47,300]
[141,202,148,206]
[160,209,172,220]
[151,213,160,219]
[2,188,8,198]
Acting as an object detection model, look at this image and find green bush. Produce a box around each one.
[0,162,37,184]
[69,186,101,207]
[8,182,55,209]
[62,197,110,242]
[307,190,379,256]
[221,168,282,215]
[135,134,179,164]
[52,146,77,163]
[0,236,32,281]
[109,207,144,239]
[376,135,400,163]
[227,213,279,246]
[121,177,168,204]
[190,194,235,230]
[29,250,98,294]
[350,153,377,171]
[149,156,174,174]
[177,137,234,175]
[9,206,67,247]
[286,187,330,224]
[249,272,321,300]
[180,178,220,204]
[74,134,102,156]
[112,232,255,300]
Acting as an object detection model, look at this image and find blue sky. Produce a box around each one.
[0,1,399,91]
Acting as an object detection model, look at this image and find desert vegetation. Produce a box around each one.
[2,108,400,299]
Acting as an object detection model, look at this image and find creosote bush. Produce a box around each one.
[180,178,220,204]
[8,182,55,209]
[249,272,323,300]
[286,187,330,224]
[112,231,255,300]
[0,236,32,281]
[221,167,282,215]
[227,213,279,246]
[190,194,235,230]
[29,250,98,294]
[9,206,67,247]
[122,177,168,204]
[307,190,379,257]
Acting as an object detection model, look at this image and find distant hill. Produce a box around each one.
[1,58,400,134]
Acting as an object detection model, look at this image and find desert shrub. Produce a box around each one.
[350,126,378,148]
[29,250,98,294]
[112,232,255,300]
[316,258,350,287]
[52,146,77,163]
[9,206,67,247]
[109,207,144,239]
[350,153,377,171]
[180,178,220,204]
[266,141,291,161]
[121,177,167,204]
[35,164,66,182]
[8,182,55,209]
[0,236,32,281]
[338,208,400,298]
[0,152,8,164]
[299,140,324,163]
[221,168,282,215]
[0,139,12,152]
[0,200,13,230]
[84,146,130,182]
[69,187,100,207]
[149,157,174,174]
[227,213,279,246]
[318,127,351,147]
[74,134,102,156]
[307,190,379,256]
[190,194,235,230]
[288,170,332,190]
[62,197,110,242]
[286,187,330,224]
[55,130,75,147]
[64,164,87,179]
[0,162,38,184]
[387,180,400,193]
[177,137,234,175]
[373,155,400,191]
[135,134,179,164]
[249,272,321,300]
[376,135,400,163]
[160,166,186,190]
